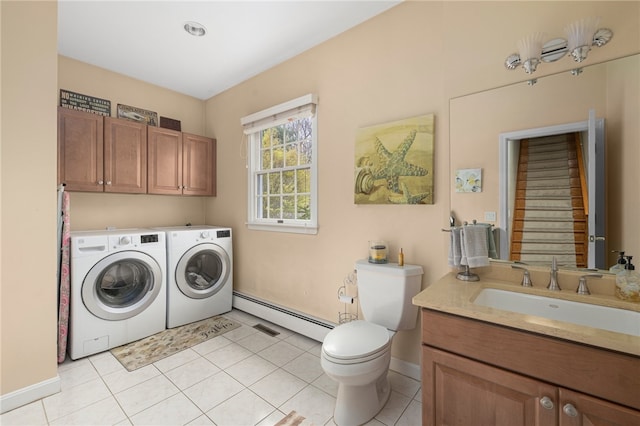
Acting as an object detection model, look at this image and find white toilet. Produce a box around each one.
[321,259,423,426]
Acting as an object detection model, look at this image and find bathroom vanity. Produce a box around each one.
[413,264,640,425]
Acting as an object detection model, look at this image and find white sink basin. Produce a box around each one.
[473,288,640,337]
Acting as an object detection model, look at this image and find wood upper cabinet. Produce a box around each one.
[58,107,104,192]
[183,133,216,196]
[58,108,147,193]
[104,117,147,193]
[148,127,216,196]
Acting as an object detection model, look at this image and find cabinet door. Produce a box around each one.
[423,347,558,426]
[182,133,216,196]
[104,117,147,193]
[57,107,104,192]
[559,388,640,426]
[148,127,183,195]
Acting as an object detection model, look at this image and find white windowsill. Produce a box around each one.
[247,222,318,235]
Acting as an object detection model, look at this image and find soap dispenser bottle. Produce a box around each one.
[615,255,640,302]
[609,250,627,273]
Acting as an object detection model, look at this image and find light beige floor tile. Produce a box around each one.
[153,348,200,373]
[58,359,100,391]
[114,374,179,417]
[311,373,339,398]
[257,341,304,367]
[49,396,126,425]
[164,357,220,390]
[191,335,232,356]
[183,371,244,413]
[374,390,411,426]
[255,409,288,426]
[225,354,278,387]
[237,329,279,352]
[205,389,275,426]
[279,385,336,426]
[250,369,307,407]
[203,342,253,369]
[186,414,215,425]
[282,352,323,383]
[89,351,126,376]
[101,364,161,394]
[387,370,421,399]
[395,399,422,426]
[283,333,318,351]
[42,377,111,421]
[130,393,202,425]
[222,324,259,342]
[0,400,47,426]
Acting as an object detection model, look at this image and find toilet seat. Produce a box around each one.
[322,320,391,365]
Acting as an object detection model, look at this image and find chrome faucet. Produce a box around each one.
[547,256,561,291]
[512,265,533,287]
[576,274,603,295]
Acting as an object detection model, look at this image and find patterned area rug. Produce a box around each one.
[275,411,313,426]
[111,315,240,371]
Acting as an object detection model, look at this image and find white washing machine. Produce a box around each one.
[154,225,233,328]
[69,229,167,360]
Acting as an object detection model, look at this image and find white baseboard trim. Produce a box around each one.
[390,357,421,381]
[0,375,61,414]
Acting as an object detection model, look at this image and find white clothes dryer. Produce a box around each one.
[154,225,233,328]
[69,229,167,360]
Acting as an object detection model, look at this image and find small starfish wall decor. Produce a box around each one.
[354,114,434,205]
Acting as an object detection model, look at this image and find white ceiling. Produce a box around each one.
[58,1,400,100]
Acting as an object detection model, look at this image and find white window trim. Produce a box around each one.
[241,94,318,235]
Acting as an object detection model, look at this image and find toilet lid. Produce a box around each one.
[323,320,390,360]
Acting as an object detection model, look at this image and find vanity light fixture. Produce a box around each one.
[184,21,206,37]
[505,18,613,74]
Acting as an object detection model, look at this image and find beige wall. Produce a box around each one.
[203,1,640,366]
[2,0,639,406]
[1,0,59,396]
[58,56,209,231]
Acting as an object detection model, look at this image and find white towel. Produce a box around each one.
[461,225,490,268]
[448,227,462,267]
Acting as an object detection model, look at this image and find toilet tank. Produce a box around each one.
[355,259,424,331]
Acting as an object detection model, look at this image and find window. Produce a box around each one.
[241,94,318,234]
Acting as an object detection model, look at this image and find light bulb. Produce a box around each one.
[565,17,600,62]
[517,32,546,74]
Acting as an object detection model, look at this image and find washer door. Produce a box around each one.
[176,243,230,299]
[82,251,163,321]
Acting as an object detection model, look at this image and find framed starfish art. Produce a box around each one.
[354,114,434,204]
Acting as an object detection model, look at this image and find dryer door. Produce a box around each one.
[176,243,230,299]
[82,251,163,320]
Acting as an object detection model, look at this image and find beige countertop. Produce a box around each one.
[412,263,640,357]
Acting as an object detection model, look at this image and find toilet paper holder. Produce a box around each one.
[338,271,359,324]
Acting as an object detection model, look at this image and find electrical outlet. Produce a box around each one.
[484,211,496,222]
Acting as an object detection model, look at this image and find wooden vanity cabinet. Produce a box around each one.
[421,309,640,426]
[58,108,147,193]
[147,127,216,196]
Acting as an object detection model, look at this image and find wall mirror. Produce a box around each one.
[450,54,639,272]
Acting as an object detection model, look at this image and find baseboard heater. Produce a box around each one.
[232,291,335,342]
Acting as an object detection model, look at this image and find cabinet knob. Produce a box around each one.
[106,181,112,185]
[563,403,578,417]
[98,180,104,185]
[539,396,554,410]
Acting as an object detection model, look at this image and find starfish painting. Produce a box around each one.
[371,129,428,193]
[388,182,430,204]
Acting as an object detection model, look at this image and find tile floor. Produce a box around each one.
[1,309,422,426]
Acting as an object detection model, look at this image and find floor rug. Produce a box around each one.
[110,315,241,371]
[275,411,314,426]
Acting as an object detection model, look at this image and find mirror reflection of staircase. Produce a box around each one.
[510,133,588,268]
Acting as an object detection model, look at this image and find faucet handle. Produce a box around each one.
[576,274,603,295]
[512,265,533,287]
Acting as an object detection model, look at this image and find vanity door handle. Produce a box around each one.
[563,403,578,417]
[540,396,554,410]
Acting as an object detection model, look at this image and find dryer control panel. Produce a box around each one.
[217,230,231,238]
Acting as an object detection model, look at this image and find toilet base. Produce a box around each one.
[333,372,391,426]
